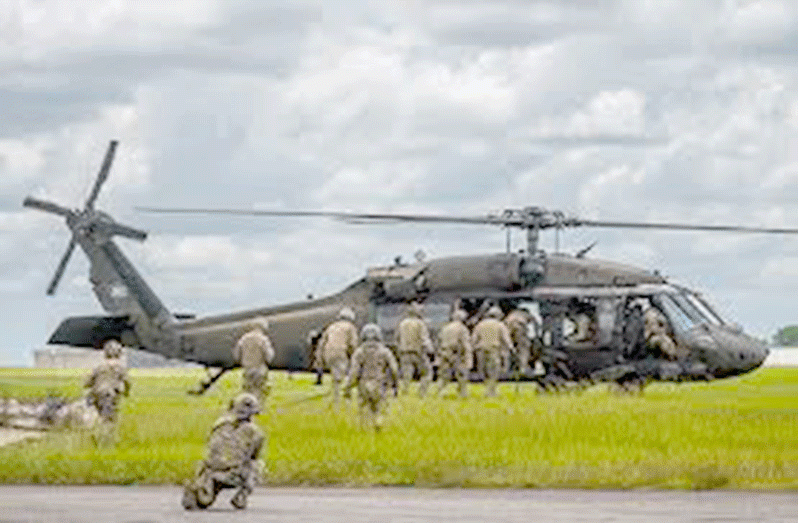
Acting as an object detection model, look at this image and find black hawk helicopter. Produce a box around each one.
[24,141,791,392]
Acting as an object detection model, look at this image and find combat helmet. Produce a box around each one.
[451,309,468,322]
[486,306,503,319]
[230,392,261,420]
[338,307,356,322]
[360,323,383,343]
[248,316,269,333]
[103,339,123,359]
[406,301,423,317]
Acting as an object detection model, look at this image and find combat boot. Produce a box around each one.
[181,485,199,510]
[231,488,249,509]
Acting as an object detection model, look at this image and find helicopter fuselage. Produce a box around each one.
[47,250,768,385]
[26,142,772,392]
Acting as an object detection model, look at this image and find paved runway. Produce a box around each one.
[0,486,796,522]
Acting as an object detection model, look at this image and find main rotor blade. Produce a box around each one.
[23,196,73,218]
[579,219,798,234]
[85,140,118,210]
[100,222,148,241]
[135,207,503,225]
[46,238,76,296]
[136,206,798,235]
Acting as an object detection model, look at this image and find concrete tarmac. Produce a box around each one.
[0,486,796,522]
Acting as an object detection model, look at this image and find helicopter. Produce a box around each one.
[23,140,793,393]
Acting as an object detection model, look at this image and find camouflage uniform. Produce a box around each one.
[344,324,399,431]
[84,340,130,423]
[504,308,532,378]
[183,393,265,510]
[233,318,275,400]
[395,302,434,397]
[472,307,513,397]
[316,307,359,406]
[436,309,472,397]
[644,307,677,360]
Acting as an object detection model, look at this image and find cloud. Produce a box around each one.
[723,0,798,41]
[0,139,47,185]
[532,89,648,140]
[142,234,273,271]
[2,0,222,61]
[7,0,798,364]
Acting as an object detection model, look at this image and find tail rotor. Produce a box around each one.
[22,140,147,296]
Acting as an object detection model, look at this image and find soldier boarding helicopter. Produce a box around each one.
[24,141,792,393]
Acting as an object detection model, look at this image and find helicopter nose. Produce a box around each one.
[751,343,769,369]
[694,326,769,377]
[735,339,769,372]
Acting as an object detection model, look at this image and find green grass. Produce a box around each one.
[0,366,797,488]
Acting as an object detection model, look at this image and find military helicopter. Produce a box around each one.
[23,141,793,393]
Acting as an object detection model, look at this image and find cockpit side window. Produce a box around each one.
[670,293,707,325]
[655,294,699,333]
[689,294,725,326]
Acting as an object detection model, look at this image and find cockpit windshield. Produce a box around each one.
[655,291,717,333]
[671,293,710,324]
[688,294,725,326]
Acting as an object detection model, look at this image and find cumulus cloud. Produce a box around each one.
[5,0,798,364]
[2,0,222,60]
[532,89,648,140]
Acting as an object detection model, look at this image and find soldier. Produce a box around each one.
[84,339,130,423]
[395,301,434,397]
[436,309,472,397]
[233,317,275,400]
[644,306,678,360]
[315,307,359,406]
[472,306,513,397]
[343,324,399,431]
[182,393,265,510]
[504,307,532,379]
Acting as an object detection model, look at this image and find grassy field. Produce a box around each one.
[0,366,797,488]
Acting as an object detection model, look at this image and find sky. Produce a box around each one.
[3,0,798,365]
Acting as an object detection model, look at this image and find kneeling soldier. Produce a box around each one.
[183,393,265,510]
[343,324,399,431]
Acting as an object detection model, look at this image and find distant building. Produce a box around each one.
[34,347,112,369]
[33,346,195,369]
[763,347,798,367]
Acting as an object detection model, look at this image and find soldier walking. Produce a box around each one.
[182,393,265,510]
[85,339,130,423]
[343,324,399,431]
[315,307,359,407]
[395,302,434,397]
[472,306,513,397]
[436,309,473,398]
[504,307,532,379]
[233,317,275,401]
